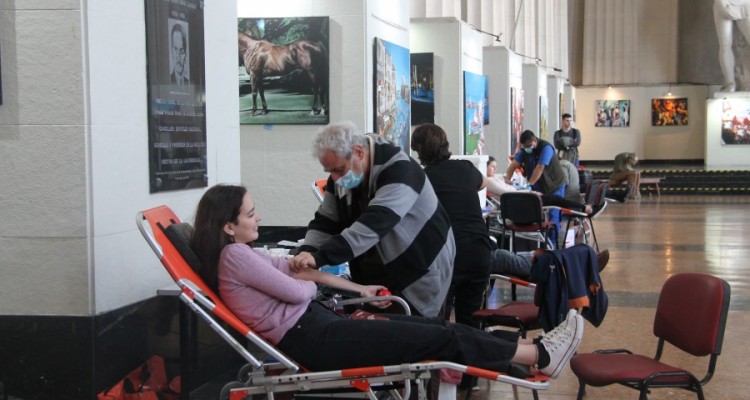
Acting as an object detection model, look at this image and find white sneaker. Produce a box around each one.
[539,312,584,379]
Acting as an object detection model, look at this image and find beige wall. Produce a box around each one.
[0,1,240,316]
[0,1,89,315]
[575,85,709,162]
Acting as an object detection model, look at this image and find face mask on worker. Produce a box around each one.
[523,146,534,154]
[335,169,363,189]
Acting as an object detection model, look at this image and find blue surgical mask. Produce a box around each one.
[523,146,533,154]
[335,169,364,189]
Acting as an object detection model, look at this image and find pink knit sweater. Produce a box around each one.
[218,243,317,344]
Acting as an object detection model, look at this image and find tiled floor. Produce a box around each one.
[470,195,750,400]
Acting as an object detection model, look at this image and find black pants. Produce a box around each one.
[443,239,490,327]
[276,302,519,373]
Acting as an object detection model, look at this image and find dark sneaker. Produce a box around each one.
[597,249,610,273]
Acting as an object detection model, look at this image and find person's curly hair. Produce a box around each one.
[411,123,452,166]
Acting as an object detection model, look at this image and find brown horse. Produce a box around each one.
[238,31,328,116]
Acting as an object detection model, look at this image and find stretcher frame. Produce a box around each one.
[137,205,551,400]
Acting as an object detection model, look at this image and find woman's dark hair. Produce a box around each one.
[411,123,451,166]
[190,184,247,293]
[488,156,496,164]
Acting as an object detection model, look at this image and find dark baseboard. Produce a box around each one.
[0,295,242,400]
[581,159,704,168]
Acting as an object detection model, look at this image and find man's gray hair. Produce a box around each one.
[312,121,369,159]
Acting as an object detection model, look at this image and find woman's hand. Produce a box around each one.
[361,285,392,309]
[289,252,316,273]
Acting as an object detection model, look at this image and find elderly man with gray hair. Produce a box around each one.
[290,121,455,318]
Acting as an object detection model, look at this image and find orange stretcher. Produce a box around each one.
[137,205,551,400]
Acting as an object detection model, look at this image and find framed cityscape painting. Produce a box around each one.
[463,71,487,155]
[374,37,411,151]
[410,52,434,125]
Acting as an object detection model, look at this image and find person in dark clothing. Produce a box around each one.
[505,130,567,246]
[553,113,581,165]
[411,123,492,328]
[291,121,454,318]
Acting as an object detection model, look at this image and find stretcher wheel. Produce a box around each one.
[237,363,254,382]
[220,381,247,400]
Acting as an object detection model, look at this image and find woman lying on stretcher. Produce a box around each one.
[189,184,584,378]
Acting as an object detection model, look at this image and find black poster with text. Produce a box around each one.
[145,0,207,193]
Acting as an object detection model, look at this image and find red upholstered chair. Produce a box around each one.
[473,274,540,338]
[570,273,731,400]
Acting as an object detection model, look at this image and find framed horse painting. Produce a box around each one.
[238,17,329,125]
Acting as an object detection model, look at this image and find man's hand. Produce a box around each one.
[289,251,317,273]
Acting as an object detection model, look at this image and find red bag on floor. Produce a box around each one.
[98,355,176,400]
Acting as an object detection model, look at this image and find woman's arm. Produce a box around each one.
[293,268,385,297]
[479,175,488,191]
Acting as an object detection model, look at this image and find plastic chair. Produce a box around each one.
[570,273,731,400]
[311,178,327,204]
[499,192,555,252]
[137,205,552,400]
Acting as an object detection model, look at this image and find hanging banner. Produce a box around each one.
[145,0,207,193]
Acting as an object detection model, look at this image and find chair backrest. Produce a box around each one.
[653,273,731,357]
[138,206,251,336]
[584,179,609,207]
[499,192,545,225]
[312,178,327,204]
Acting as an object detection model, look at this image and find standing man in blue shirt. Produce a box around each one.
[505,130,567,246]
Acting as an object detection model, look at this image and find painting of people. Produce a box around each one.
[652,98,688,126]
[410,53,434,125]
[510,87,524,155]
[721,98,750,144]
[374,38,411,151]
[595,99,630,127]
[238,17,329,124]
[463,71,487,155]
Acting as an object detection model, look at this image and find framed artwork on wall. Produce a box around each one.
[721,98,750,144]
[510,87,524,155]
[560,92,564,122]
[374,37,411,151]
[539,95,548,140]
[463,71,487,155]
[410,52,434,125]
[0,41,3,106]
[238,17,329,125]
[145,0,207,193]
[484,78,490,125]
[651,98,688,126]
[595,99,630,127]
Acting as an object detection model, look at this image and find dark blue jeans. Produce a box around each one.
[277,301,519,372]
